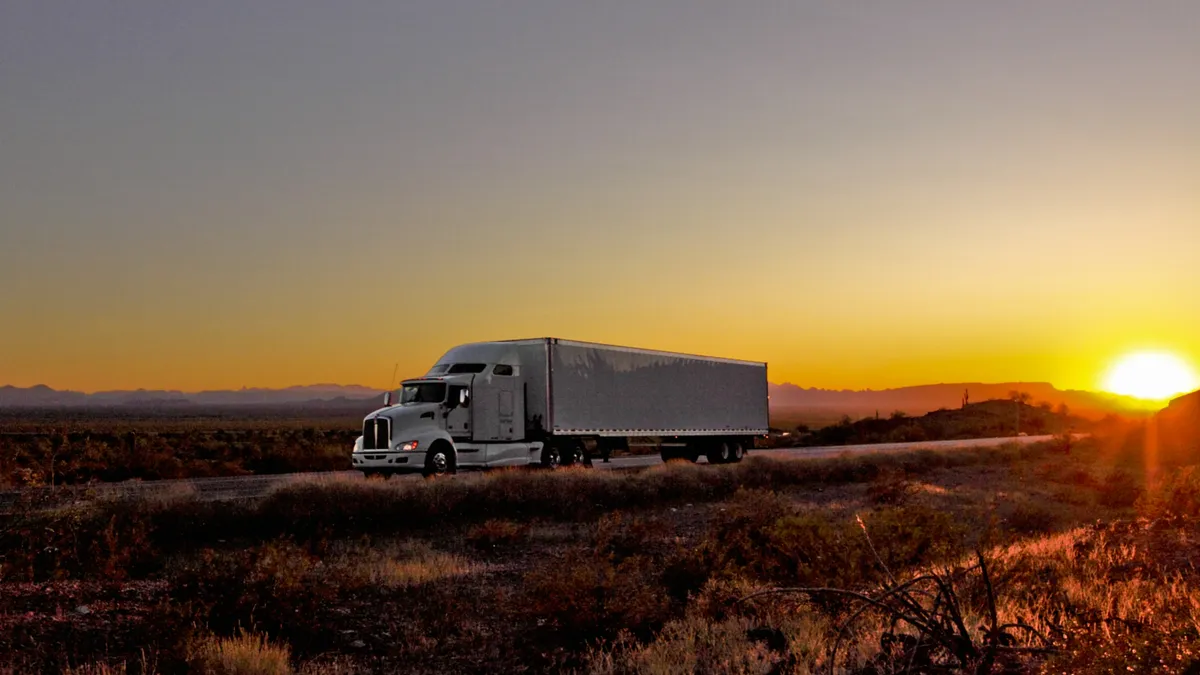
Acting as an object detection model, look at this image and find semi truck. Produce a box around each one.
[352,338,769,477]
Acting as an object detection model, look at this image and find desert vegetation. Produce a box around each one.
[797,398,1087,447]
[0,410,363,487]
[4,424,1200,673]
[0,400,1097,488]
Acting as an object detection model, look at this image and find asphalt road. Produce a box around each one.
[0,434,1059,513]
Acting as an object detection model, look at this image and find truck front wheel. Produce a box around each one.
[423,442,457,478]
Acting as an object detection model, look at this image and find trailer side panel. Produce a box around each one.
[549,340,768,436]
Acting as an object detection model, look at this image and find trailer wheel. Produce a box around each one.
[540,445,562,469]
[706,441,732,465]
[660,447,681,463]
[730,441,746,463]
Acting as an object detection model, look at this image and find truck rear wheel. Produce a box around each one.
[730,441,746,463]
[541,445,562,469]
[561,441,587,467]
[706,441,733,465]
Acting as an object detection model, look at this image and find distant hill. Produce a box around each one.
[0,384,383,408]
[0,381,1148,420]
[769,382,1148,421]
[1156,389,1200,460]
[799,398,1087,447]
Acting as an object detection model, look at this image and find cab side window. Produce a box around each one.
[493,364,514,376]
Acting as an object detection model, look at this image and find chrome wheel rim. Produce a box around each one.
[545,448,561,468]
[431,452,448,474]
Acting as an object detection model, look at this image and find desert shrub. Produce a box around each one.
[466,519,530,550]
[1138,467,1200,520]
[521,511,680,645]
[188,631,292,675]
[1050,485,1091,506]
[0,425,361,485]
[757,513,868,588]
[339,542,474,588]
[686,490,796,587]
[524,549,672,645]
[61,664,129,675]
[853,505,969,572]
[886,423,927,443]
[0,501,160,582]
[163,542,341,657]
[1097,469,1142,509]
[1003,501,1061,535]
[586,614,813,675]
[695,494,968,591]
[1050,629,1200,674]
[296,658,359,675]
[865,469,915,505]
[592,512,672,563]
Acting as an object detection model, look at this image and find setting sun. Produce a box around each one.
[1102,351,1199,401]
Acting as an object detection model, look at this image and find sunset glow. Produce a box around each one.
[2,4,1199,395]
[1102,352,1199,402]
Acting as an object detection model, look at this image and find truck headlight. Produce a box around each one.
[399,440,419,451]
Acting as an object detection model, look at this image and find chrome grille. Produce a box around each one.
[362,418,391,450]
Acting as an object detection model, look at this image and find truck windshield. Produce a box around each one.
[400,383,446,405]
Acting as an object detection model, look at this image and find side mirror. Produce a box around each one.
[459,388,470,408]
[383,391,393,407]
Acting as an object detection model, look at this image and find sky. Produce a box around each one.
[2,1,1198,394]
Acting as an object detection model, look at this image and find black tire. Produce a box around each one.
[660,447,681,463]
[706,441,732,465]
[541,445,562,469]
[560,442,586,467]
[423,443,456,478]
[730,441,746,463]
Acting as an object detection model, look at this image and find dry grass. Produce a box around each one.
[349,543,475,588]
[590,519,1200,673]
[61,665,130,675]
[294,657,359,675]
[589,578,833,675]
[187,631,292,675]
[9,434,1190,673]
[2,441,1048,583]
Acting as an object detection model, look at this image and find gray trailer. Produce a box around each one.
[352,338,769,477]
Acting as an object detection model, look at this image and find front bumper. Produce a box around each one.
[351,450,423,472]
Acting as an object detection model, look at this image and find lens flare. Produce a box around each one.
[1102,351,1199,401]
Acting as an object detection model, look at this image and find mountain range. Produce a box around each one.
[0,384,383,408]
[0,382,1155,418]
[769,381,1153,419]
